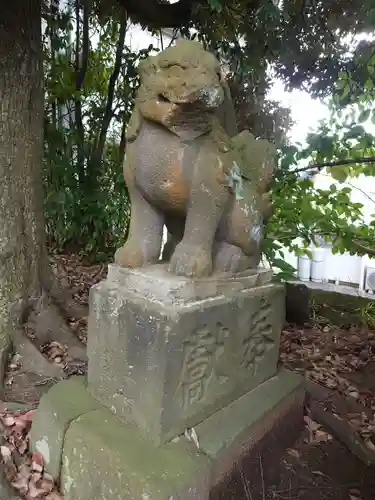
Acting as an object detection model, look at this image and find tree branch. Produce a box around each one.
[119,115,127,164]
[91,13,127,167]
[74,0,89,183]
[352,240,375,256]
[114,0,197,28]
[291,156,375,175]
[76,0,89,92]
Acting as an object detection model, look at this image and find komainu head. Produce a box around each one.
[135,40,226,139]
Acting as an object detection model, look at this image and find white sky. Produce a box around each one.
[61,6,373,148]
[268,81,328,144]
[270,31,375,144]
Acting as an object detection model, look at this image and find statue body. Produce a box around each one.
[115,40,277,278]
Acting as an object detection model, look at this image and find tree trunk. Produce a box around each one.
[0,0,86,387]
[0,0,47,341]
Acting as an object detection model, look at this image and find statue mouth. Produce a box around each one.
[158,89,222,109]
[158,93,171,103]
[158,92,195,105]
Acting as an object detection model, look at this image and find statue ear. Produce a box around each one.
[126,106,142,143]
[138,58,158,80]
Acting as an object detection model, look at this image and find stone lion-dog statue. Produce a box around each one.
[115,40,277,278]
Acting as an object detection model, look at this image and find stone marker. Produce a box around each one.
[29,39,304,500]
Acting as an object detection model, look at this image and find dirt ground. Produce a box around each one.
[265,433,375,500]
[1,252,375,499]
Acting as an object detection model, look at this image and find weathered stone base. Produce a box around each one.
[29,370,304,500]
[88,264,285,445]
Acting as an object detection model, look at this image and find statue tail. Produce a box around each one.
[231,130,277,195]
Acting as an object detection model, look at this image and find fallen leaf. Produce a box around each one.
[9,353,22,371]
[314,429,333,442]
[304,415,321,432]
[312,470,328,478]
[11,466,31,495]
[364,438,375,452]
[45,492,64,500]
[1,415,15,427]
[3,461,18,482]
[0,445,12,462]
[28,471,54,498]
[19,410,36,423]
[31,451,44,473]
[190,427,200,449]
[286,448,300,459]
[348,391,360,399]
[184,427,200,449]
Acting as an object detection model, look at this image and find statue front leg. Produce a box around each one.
[115,186,164,268]
[169,154,230,278]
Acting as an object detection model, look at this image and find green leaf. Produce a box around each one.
[209,0,222,11]
[359,109,371,123]
[365,79,374,90]
[336,79,346,90]
[341,84,350,100]
[344,125,366,139]
[329,166,348,182]
[272,258,296,275]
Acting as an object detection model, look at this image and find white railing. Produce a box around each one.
[280,246,366,286]
[160,226,372,288]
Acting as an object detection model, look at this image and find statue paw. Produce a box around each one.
[168,243,212,277]
[213,242,252,273]
[114,243,145,268]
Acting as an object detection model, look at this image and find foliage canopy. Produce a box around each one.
[43,0,375,276]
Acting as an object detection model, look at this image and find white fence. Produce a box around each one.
[278,246,366,286]
[275,171,375,288]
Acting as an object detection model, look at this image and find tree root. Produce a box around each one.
[11,330,64,380]
[48,276,88,319]
[5,291,89,383]
[25,294,87,361]
[306,378,375,466]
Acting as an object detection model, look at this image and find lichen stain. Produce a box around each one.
[251,225,262,243]
[108,294,123,318]
[36,437,50,464]
[63,455,74,494]
[227,161,244,201]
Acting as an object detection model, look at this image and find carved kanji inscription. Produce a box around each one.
[179,323,229,409]
[241,297,274,375]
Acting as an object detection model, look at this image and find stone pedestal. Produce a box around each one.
[29,264,305,500]
[88,264,285,444]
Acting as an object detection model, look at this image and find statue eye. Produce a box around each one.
[166,64,183,71]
